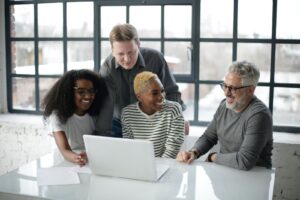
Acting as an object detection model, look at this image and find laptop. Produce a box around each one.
[83,135,169,182]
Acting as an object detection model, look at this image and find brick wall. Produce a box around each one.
[0,122,53,176]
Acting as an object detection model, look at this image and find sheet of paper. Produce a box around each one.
[37,167,80,186]
[72,165,92,174]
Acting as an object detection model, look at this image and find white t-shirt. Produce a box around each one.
[49,112,96,150]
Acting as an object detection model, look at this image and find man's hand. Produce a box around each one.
[176,150,197,164]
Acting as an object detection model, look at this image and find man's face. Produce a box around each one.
[223,72,254,112]
[112,40,140,70]
[137,77,165,115]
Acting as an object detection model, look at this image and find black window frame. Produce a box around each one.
[5,0,300,133]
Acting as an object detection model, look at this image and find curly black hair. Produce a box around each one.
[42,69,108,124]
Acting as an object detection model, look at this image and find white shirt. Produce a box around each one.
[49,112,96,150]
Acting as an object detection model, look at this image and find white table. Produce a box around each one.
[0,152,275,200]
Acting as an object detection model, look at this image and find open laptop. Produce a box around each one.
[83,135,169,182]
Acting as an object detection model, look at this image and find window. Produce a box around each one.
[6,0,300,133]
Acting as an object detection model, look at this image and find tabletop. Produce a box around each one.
[0,152,275,200]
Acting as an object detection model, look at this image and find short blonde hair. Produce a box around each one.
[134,71,157,95]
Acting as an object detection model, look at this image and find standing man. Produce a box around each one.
[177,61,273,170]
[96,23,186,137]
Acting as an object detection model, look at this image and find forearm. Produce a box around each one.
[214,135,268,170]
[162,137,184,159]
[60,149,80,163]
[162,117,185,158]
[53,131,86,165]
[94,95,113,133]
[192,134,217,158]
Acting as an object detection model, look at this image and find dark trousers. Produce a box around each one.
[112,118,123,138]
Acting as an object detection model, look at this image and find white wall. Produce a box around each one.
[0,0,7,113]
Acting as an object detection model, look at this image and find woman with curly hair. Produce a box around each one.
[42,69,108,166]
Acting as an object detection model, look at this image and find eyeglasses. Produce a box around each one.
[219,82,252,94]
[74,87,97,97]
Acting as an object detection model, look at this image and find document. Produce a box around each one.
[72,165,92,174]
[37,167,80,186]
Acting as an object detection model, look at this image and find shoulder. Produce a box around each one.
[140,47,162,55]
[215,99,227,113]
[122,103,138,115]
[241,97,272,124]
[139,47,165,61]
[102,53,114,65]
[49,110,61,123]
[100,54,115,72]
[164,100,183,115]
[247,96,271,115]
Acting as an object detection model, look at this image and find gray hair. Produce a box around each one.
[228,61,260,86]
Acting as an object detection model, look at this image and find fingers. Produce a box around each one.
[75,152,88,166]
[176,151,195,164]
[187,154,195,164]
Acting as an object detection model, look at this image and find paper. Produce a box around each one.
[37,167,80,186]
[72,165,92,174]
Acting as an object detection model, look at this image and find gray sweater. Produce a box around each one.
[193,96,273,170]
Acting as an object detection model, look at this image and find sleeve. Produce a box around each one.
[99,59,116,93]
[93,94,114,135]
[214,111,272,170]
[192,120,218,157]
[93,59,115,134]
[162,103,185,158]
[156,54,186,111]
[192,108,219,157]
[48,112,65,134]
[121,107,134,139]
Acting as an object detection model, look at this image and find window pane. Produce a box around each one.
[10,4,34,37]
[277,0,300,39]
[199,42,232,80]
[39,78,59,109]
[199,85,269,122]
[199,84,223,121]
[101,41,111,65]
[238,0,272,38]
[165,42,191,75]
[101,6,126,37]
[237,43,271,82]
[130,6,161,38]
[38,41,64,75]
[12,77,35,110]
[200,0,233,38]
[255,86,270,108]
[11,41,35,74]
[275,44,300,84]
[67,2,93,37]
[38,3,63,37]
[141,41,161,52]
[273,88,300,126]
[165,5,192,38]
[179,83,194,121]
[68,41,94,70]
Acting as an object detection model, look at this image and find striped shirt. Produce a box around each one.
[121,100,184,158]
